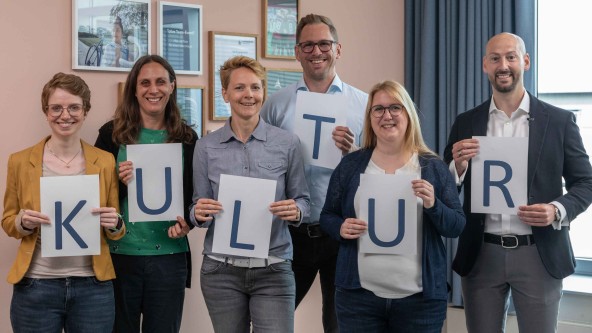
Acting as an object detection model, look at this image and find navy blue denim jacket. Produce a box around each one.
[320,148,465,300]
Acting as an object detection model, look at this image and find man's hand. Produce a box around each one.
[332,125,355,155]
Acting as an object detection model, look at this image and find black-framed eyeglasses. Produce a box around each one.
[45,104,85,117]
[297,40,337,53]
[370,104,404,118]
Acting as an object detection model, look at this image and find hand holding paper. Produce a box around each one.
[451,138,479,177]
[194,198,223,222]
[91,207,119,229]
[517,203,556,227]
[118,160,134,184]
[20,209,50,230]
[340,217,367,240]
[411,179,435,208]
[168,216,191,238]
[269,199,300,221]
[332,125,355,154]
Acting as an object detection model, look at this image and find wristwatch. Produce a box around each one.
[552,205,561,222]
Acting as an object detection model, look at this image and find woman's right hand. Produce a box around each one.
[20,209,50,230]
[340,218,367,239]
[194,198,223,222]
[118,161,133,185]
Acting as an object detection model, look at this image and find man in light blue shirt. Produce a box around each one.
[261,13,367,333]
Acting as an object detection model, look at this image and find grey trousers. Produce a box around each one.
[461,242,562,333]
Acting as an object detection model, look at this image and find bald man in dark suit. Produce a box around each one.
[444,32,592,333]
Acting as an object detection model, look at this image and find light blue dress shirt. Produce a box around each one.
[190,117,310,260]
[260,75,368,222]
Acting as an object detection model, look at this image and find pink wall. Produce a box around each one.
[0,0,403,331]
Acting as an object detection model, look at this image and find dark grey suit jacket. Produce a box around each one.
[444,93,592,279]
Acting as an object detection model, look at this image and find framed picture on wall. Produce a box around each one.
[117,83,205,136]
[262,0,298,59]
[177,86,205,137]
[209,31,258,121]
[73,0,151,71]
[158,2,203,75]
[265,68,302,99]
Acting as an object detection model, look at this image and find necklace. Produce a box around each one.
[46,143,82,168]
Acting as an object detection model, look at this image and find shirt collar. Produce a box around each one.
[219,116,267,143]
[488,91,531,116]
[296,74,344,94]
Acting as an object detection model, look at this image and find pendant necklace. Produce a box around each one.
[47,143,81,168]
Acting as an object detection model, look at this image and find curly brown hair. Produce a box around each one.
[41,72,91,115]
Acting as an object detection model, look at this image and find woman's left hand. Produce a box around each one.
[412,179,435,209]
[168,216,191,238]
[269,199,300,221]
[92,207,120,229]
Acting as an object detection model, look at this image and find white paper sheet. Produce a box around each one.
[294,91,347,169]
[358,173,418,255]
[212,174,277,258]
[40,175,100,257]
[471,136,528,215]
[127,143,184,222]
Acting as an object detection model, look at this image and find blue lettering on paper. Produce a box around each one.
[230,200,255,250]
[136,167,172,215]
[55,200,88,250]
[368,198,405,247]
[302,114,336,159]
[483,160,514,208]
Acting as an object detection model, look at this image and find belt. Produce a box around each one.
[290,222,325,238]
[207,255,287,268]
[483,233,535,249]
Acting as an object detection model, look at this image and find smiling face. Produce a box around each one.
[370,90,409,149]
[135,62,175,122]
[46,88,86,139]
[222,67,263,122]
[295,23,341,84]
[483,33,530,94]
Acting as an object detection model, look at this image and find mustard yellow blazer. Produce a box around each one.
[2,137,125,284]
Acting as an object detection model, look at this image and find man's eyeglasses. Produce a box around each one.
[370,104,404,118]
[297,40,337,53]
[45,104,85,117]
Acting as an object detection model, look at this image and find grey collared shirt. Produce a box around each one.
[190,117,310,260]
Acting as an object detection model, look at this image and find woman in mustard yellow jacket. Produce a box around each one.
[2,73,125,333]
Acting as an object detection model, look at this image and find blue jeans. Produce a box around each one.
[10,277,115,333]
[200,256,296,333]
[111,253,187,333]
[335,287,446,333]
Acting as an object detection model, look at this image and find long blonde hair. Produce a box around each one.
[361,80,436,157]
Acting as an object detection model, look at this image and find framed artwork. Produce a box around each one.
[117,83,205,136]
[158,1,203,75]
[209,31,258,120]
[177,86,205,137]
[73,0,151,71]
[262,0,298,59]
[265,68,302,99]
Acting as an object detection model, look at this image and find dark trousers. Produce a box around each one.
[111,253,187,333]
[290,226,339,333]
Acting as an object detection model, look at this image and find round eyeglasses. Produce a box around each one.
[45,104,85,117]
[370,104,404,118]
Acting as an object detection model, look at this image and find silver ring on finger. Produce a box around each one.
[458,150,463,157]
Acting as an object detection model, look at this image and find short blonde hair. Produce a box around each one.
[219,56,266,90]
[362,80,435,156]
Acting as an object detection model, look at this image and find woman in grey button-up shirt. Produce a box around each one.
[190,56,310,333]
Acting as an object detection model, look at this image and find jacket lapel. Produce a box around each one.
[527,95,549,196]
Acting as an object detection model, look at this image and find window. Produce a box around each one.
[538,0,592,273]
